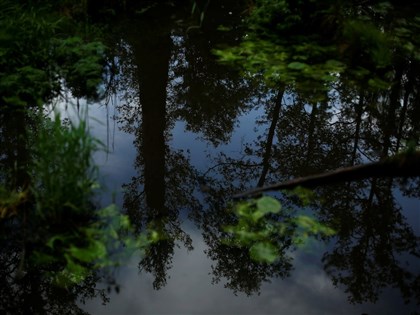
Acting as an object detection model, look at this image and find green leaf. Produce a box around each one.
[46,235,67,248]
[295,215,336,237]
[295,215,316,229]
[251,196,281,221]
[235,202,251,217]
[149,230,161,243]
[287,62,307,70]
[256,196,281,214]
[235,229,261,245]
[68,240,107,263]
[249,242,278,263]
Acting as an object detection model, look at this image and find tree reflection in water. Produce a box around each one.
[2,1,417,313]
[104,1,420,306]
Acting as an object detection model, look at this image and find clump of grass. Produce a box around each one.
[0,111,157,287]
[30,113,100,221]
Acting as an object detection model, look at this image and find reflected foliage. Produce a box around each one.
[208,195,336,295]
[109,4,200,290]
[198,78,420,303]
[214,2,420,305]
[217,0,420,95]
[224,196,335,263]
[319,179,420,304]
[172,25,256,145]
[197,0,420,294]
[95,0,267,293]
[2,0,415,310]
[99,0,420,306]
[201,198,293,296]
[104,1,294,295]
[203,68,420,300]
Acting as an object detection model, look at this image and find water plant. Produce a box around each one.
[0,111,157,287]
[225,195,336,263]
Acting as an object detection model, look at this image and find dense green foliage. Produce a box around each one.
[216,0,420,94]
[0,0,105,107]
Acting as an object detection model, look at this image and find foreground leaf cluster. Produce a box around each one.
[225,195,335,263]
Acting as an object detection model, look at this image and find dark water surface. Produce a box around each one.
[1,1,420,314]
[62,3,420,314]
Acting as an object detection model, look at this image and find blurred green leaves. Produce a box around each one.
[255,196,281,219]
[250,242,278,264]
[34,203,158,287]
[225,195,335,264]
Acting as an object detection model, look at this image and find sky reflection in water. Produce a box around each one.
[77,99,420,314]
[75,3,420,312]
[81,223,416,315]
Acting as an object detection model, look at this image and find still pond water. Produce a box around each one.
[40,3,420,314]
[66,5,420,314]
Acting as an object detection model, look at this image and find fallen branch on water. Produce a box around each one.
[233,151,420,199]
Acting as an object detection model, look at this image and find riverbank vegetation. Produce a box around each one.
[0,1,157,302]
